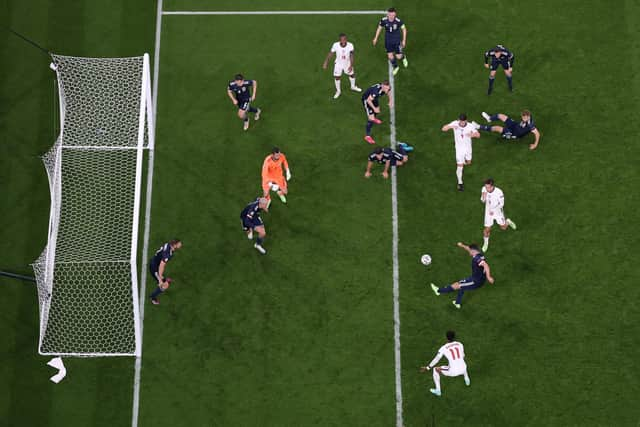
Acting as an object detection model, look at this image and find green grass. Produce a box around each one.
[2,0,640,426]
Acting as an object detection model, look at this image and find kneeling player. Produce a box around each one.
[364,146,408,179]
[362,80,393,145]
[227,74,261,131]
[479,110,540,150]
[261,147,291,204]
[240,197,269,254]
[420,331,470,396]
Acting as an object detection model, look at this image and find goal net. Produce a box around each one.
[31,54,154,357]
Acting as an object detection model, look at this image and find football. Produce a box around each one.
[420,254,432,266]
[270,182,279,191]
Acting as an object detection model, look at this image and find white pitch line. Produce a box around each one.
[131,0,163,426]
[162,10,385,15]
[388,64,403,427]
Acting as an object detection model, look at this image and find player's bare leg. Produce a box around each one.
[254,226,267,254]
[430,367,442,396]
[333,76,342,99]
[238,109,249,131]
[348,73,361,92]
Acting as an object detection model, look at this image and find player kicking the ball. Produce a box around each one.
[479,110,541,150]
[442,114,481,191]
[227,74,261,131]
[481,178,517,252]
[420,330,470,396]
[262,147,291,204]
[362,80,393,145]
[240,197,269,254]
[322,33,362,99]
[430,242,494,309]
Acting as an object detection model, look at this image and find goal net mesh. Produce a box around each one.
[32,54,151,356]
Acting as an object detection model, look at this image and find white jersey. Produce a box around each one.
[447,120,476,147]
[429,340,467,373]
[331,41,354,65]
[482,186,505,212]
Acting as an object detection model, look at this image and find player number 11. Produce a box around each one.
[449,347,461,360]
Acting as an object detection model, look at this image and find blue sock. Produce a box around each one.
[249,106,258,113]
[150,286,163,299]
[243,117,249,122]
[506,76,513,90]
[256,237,263,245]
[455,290,465,304]
[488,77,495,93]
[438,285,454,294]
[490,113,499,121]
[479,124,491,131]
[391,58,398,68]
[366,120,374,135]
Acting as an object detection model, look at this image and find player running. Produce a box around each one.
[481,178,517,252]
[442,114,481,191]
[362,80,393,145]
[149,239,183,305]
[420,330,470,396]
[261,147,291,204]
[484,44,515,94]
[373,8,408,76]
[322,33,362,99]
[240,197,269,254]
[430,242,495,309]
[364,145,410,179]
[479,110,541,150]
[227,74,261,131]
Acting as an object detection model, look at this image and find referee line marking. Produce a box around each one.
[388,64,404,427]
[131,0,163,426]
[162,10,385,15]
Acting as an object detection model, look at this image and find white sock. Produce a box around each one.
[432,369,441,391]
[456,166,463,184]
[483,236,489,247]
[464,371,470,383]
[334,79,341,92]
[349,76,356,87]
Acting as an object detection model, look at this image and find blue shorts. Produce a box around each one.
[362,98,379,116]
[490,57,511,71]
[237,100,251,111]
[149,263,160,282]
[501,118,519,139]
[241,216,263,231]
[458,277,485,291]
[390,147,407,166]
[385,40,403,54]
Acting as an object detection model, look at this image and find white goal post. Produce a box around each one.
[31,53,154,357]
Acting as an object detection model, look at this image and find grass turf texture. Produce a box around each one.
[1,0,640,426]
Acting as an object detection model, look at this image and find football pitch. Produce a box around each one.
[2,0,640,426]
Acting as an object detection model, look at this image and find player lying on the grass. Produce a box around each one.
[262,147,291,204]
[420,330,470,397]
[479,110,540,150]
[240,197,269,254]
[362,80,393,145]
[481,178,517,252]
[364,146,409,179]
[322,33,362,99]
[484,44,514,94]
[227,73,261,131]
[372,7,408,76]
[430,242,494,309]
[149,239,182,305]
[442,113,480,192]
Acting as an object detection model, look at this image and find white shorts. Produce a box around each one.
[438,363,467,377]
[333,62,353,77]
[484,209,506,227]
[455,143,472,164]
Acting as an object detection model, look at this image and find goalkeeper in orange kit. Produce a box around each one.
[262,147,291,204]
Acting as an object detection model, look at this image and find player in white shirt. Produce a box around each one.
[441,113,480,191]
[481,178,517,252]
[322,33,362,99]
[420,331,470,396]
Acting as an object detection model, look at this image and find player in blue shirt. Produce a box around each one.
[227,74,261,131]
[478,110,541,150]
[373,8,408,75]
[429,242,495,309]
[240,197,269,254]
[484,45,515,94]
[364,146,409,179]
[149,239,182,305]
[362,81,393,145]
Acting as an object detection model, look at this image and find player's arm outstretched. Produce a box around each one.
[457,241,473,254]
[322,50,335,69]
[401,23,407,48]
[419,351,444,372]
[382,158,391,179]
[251,80,257,102]
[372,24,383,45]
[441,122,454,132]
[480,259,495,284]
[529,128,541,150]
[227,87,237,106]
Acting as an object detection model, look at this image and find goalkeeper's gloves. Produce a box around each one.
[286,168,292,181]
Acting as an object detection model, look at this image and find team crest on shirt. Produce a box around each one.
[393,24,397,30]
[241,87,246,92]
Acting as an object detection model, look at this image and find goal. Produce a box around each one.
[31,53,154,357]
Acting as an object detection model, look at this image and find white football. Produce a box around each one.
[420,254,432,266]
[270,182,279,191]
